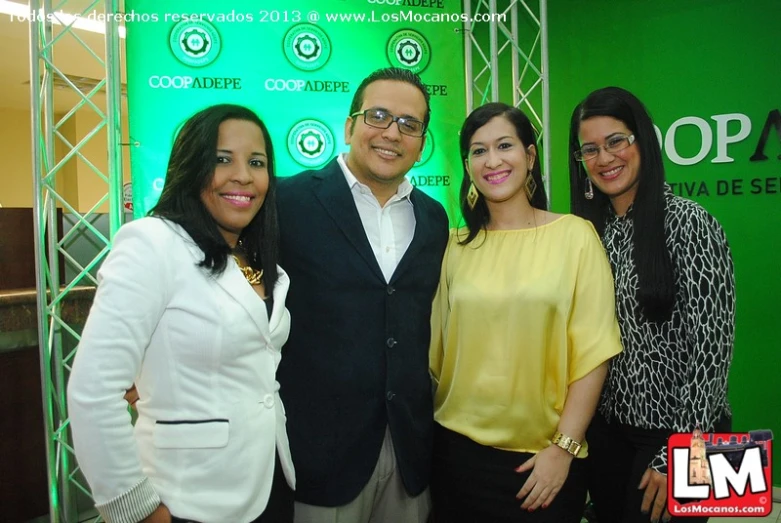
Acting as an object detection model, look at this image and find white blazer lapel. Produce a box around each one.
[268,266,291,351]
[169,220,272,341]
[213,257,270,340]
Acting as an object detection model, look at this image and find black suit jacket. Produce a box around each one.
[276,158,449,506]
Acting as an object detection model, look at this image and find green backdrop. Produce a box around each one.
[125,0,466,219]
[546,0,780,484]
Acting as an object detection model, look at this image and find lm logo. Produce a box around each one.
[667,430,773,517]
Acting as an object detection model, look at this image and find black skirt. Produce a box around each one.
[431,423,587,523]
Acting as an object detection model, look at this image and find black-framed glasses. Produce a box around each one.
[350,108,426,137]
[574,134,635,161]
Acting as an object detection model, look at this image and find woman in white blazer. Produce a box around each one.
[67,104,295,523]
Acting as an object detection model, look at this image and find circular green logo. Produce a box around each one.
[287,120,335,168]
[387,29,431,74]
[283,24,332,72]
[415,130,435,167]
[169,21,221,67]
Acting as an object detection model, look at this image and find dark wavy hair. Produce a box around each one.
[568,87,673,322]
[458,102,548,245]
[349,67,431,130]
[150,103,280,292]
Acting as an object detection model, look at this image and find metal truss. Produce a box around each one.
[462,0,550,205]
[29,0,123,521]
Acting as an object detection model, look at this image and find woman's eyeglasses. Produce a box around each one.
[574,134,635,161]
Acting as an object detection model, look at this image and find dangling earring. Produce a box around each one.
[466,182,480,210]
[584,178,594,200]
[524,173,537,201]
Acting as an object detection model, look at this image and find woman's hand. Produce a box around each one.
[140,504,171,523]
[515,445,573,511]
[639,468,672,522]
[516,361,606,511]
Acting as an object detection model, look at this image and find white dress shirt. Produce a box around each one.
[337,154,416,282]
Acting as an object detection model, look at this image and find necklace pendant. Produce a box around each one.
[232,255,264,285]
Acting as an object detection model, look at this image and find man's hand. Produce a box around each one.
[124,384,139,408]
[140,504,171,523]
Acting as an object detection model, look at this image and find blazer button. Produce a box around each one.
[386,337,397,348]
[262,394,275,408]
[387,285,395,295]
[386,391,395,401]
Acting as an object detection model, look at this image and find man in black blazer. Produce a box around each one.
[276,67,449,523]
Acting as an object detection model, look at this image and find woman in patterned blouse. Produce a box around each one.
[567,87,736,523]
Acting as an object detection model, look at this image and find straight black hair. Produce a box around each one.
[150,103,280,292]
[458,102,548,245]
[568,87,674,322]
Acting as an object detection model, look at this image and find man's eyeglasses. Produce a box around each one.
[350,108,426,137]
[574,134,635,161]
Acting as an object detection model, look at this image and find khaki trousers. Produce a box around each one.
[294,427,431,523]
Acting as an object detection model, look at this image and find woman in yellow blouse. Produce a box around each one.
[429,102,623,523]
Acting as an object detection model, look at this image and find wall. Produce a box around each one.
[0,104,132,212]
[0,107,36,208]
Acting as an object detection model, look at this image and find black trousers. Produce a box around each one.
[431,423,587,523]
[586,412,731,523]
[171,451,294,523]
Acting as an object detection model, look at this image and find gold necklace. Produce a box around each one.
[233,255,264,285]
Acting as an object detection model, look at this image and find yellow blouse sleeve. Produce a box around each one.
[567,221,623,383]
[429,230,456,386]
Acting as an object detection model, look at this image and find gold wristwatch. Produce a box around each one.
[552,431,582,457]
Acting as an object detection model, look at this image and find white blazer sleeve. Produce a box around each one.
[67,218,174,522]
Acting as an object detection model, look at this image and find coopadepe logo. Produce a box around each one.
[386,29,431,73]
[169,20,221,67]
[283,24,332,71]
[287,119,335,168]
